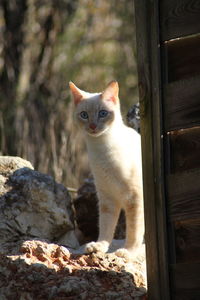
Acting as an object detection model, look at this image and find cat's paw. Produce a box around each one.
[115,248,131,261]
[85,241,109,254]
[115,247,140,261]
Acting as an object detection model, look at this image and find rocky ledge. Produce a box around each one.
[0,156,147,299]
[0,240,146,300]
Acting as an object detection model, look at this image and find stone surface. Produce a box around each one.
[0,156,79,251]
[0,157,147,299]
[73,178,99,243]
[127,103,140,133]
[0,156,34,175]
[0,240,147,299]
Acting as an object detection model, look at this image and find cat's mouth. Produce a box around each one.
[87,128,107,137]
[88,129,99,136]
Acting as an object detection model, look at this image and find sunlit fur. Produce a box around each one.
[70,81,144,260]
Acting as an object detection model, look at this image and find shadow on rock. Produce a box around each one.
[0,240,147,300]
[0,157,147,299]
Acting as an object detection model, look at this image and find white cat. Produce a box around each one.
[69,81,144,260]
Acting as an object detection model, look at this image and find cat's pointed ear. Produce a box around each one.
[102,81,119,104]
[69,81,85,105]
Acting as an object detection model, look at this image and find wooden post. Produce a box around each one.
[134,0,170,299]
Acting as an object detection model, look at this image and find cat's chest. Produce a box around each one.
[88,140,123,167]
[87,138,132,183]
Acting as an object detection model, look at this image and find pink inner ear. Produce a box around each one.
[69,82,83,105]
[102,81,119,104]
[74,94,83,105]
[109,96,117,103]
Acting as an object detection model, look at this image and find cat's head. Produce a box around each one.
[69,81,121,137]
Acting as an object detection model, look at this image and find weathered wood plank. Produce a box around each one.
[173,289,200,300]
[160,0,200,41]
[135,0,200,298]
[134,0,170,299]
[170,262,200,290]
[167,169,200,221]
[173,219,200,263]
[164,76,200,131]
[164,34,200,83]
[168,126,200,173]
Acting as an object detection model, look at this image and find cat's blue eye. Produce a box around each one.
[98,110,108,118]
[80,111,88,119]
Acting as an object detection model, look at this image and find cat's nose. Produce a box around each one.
[89,123,97,130]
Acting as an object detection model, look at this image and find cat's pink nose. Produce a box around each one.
[89,123,97,130]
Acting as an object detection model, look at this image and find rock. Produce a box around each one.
[0,156,79,251]
[0,156,34,175]
[127,103,140,133]
[73,178,99,243]
[0,240,147,299]
[0,157,147,298]
[74,178,126,244]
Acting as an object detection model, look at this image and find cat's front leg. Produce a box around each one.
[115,199,144,260]
[85,198,121,254]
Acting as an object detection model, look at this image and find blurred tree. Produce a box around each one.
[0,0,138,188]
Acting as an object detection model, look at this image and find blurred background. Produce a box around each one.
[0,0,138,189]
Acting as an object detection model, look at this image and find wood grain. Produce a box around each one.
[164,34,200,83]
[161,0,200,41]
[172,219,200,263]
[168,126,200,173]
[135,0,170,299]
[173,290,200,300]
[136,1,200,298]
[170,262,200,289]
[164,76,200,131]
[167,169,200,221]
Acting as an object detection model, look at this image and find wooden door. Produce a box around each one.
[134,1,200,299]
